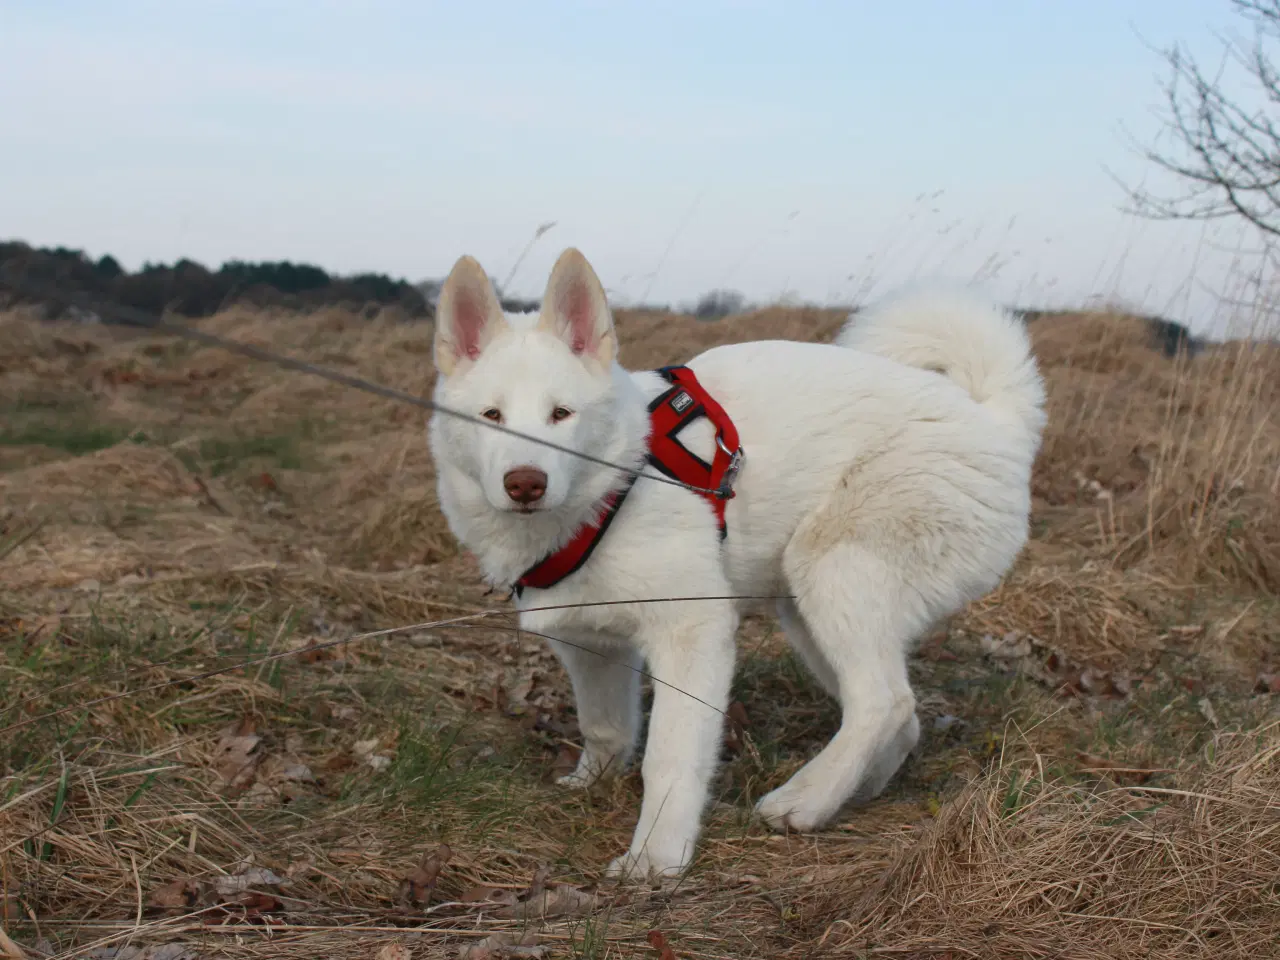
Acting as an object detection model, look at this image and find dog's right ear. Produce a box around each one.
[434,255,508,376]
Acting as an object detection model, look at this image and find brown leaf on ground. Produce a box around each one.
[146,879,201,913]
[397,843,452,906]
[213,866,286,897]
[212,717,262,793]
[354,734,397,772]
[525,864,551,903]
[457,932,545,959]
[9,615,61,647]
[1074,752,1165,785]
[1038,648,1132,700]
[493,884,597,920]
[85,946,199,960]
[284,858,317,881]
[375,944,412,960]
[723,701,749,754]
[298,637,336,664]
[459,885,519,907]
[980,631,1032,660]
[645,930,677,959]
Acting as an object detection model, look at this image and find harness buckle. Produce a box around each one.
[715,443,744,500]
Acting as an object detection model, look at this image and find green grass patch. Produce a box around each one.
[0,419,133,456]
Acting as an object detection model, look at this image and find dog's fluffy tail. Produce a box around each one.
[835,289,1047,442]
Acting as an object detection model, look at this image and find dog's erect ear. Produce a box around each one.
[435,255,508,376]
[537,248,617,368]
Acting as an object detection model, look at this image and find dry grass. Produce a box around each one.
[1,299,1277,958]
[808,723,1280,959]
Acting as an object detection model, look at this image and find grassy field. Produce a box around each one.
[1,301,1278,959]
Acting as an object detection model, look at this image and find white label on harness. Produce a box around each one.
[669,391,694,414]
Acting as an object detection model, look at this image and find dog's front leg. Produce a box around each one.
[548,635,641,787]
[607,605,736,882]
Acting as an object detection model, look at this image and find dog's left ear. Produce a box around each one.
[537,248,617,369]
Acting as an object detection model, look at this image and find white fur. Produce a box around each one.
[427,251,1046,882]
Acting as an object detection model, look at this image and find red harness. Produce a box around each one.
[513,365,743,597]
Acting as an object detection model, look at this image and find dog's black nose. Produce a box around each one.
[504,467,547,505]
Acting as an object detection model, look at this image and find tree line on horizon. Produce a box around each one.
[0,240,432,321]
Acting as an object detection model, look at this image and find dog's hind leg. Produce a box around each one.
[775,597,839,699]
[756,540,923,832]
[549,636,642,787]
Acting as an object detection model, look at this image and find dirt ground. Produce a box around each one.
[1,301,1277,959]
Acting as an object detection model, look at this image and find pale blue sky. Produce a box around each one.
[0,1,1263,332]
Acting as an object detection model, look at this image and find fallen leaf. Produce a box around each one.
[298,638,335,664]
[723,701,749,754]
[509,674,537,707]
[15,615,61,646]
[376,944,412,960]
[1050,661,1131,700]
[916,629,959,662]
[354,736,395,771]
[525,864,551,903]
[979,631,1031,660]
[459,885,519,906]
[214,867,286,897]
[647,930,667,949]
[1074,752,1160,785]
[1078,668,1107,695]
[1198,697,1219,728]
[213,717,262,793]
[457,933,545,959]
[276,762,315,783]
[398,844,452,906]
[85,947,199,960]
[1180,676,1206,695]
[147,879,200,912]
[284,858,316,881]
[494,884,597,920]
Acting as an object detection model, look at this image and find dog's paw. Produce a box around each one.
[754,784,830,834]
[604,849,687,885]
[555,769,597,789]
[555,752,623,790]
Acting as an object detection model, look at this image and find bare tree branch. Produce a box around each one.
[1124,1,1280,237]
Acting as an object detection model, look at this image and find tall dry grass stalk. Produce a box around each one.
[1029,311,1279,591]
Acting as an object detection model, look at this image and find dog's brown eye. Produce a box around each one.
[550,406,574,423]
[481,408,503,423]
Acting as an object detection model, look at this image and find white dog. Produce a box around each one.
[427,248,1045,881]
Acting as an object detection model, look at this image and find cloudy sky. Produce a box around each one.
[0,0,1266,333]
